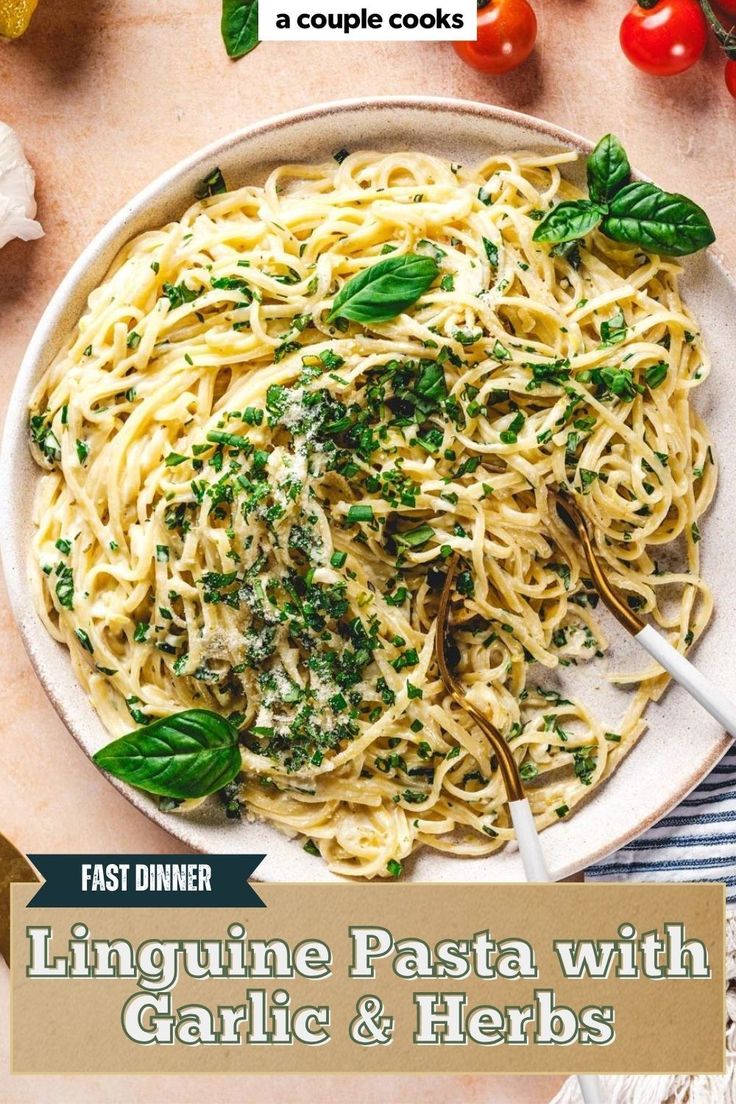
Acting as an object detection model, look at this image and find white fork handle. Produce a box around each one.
[510,799,604,1104]
[510,798,553,881]
[637,624,736,738]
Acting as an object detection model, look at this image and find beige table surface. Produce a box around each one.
[1,2,735,1101]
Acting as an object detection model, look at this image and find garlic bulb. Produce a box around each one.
[0,121,43,250]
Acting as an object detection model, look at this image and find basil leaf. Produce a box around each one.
[603,182,716,257]
[415,361,448,404]
[645,361,669,389]
[587,134,630,203]
[591,366,641,402]
[532,200,606,245]
[394,523,435,549]
[55,565,74,610]
[483,237,499,267]
[221,0,259,59]
[328,253,440,325]
[550,240,581,268]
[600,309,627,347]
[195,167,227,200]
[93,709,241,799]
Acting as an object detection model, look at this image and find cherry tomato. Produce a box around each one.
[716,1,736,15]
[453,0,537,75]
[726,59,736,97]
[620,0,708,77]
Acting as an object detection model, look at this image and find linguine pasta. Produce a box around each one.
[28,148,716,877]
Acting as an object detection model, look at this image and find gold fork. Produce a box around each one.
[551,486,736,738]
[436,553,553,881]
[435,554,603,1104]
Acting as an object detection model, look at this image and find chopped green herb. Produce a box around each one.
[75,628,94,654]
[483,238,499,267]
[163,283,198,309]
[600,309,627,347]
[347,504,374,523]
[645,361,669,389]
[195,167,227,199]
[55,565,74,610]
[394,524,434,550]
[391,649,419,672]
[573,746,597,786]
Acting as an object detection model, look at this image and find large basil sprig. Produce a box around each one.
[587,134,631,203]
[93,710,241,799]
[221,0,260,59]
[534,134,715,257]
[528,200,607,245]
[604,182,716,258]
[328,253,440,325]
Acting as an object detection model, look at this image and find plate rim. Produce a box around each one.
[2,94,732,878]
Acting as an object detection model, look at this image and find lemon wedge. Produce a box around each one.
[0,0,39,39]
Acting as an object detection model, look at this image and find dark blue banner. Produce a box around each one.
[26,854,266,909]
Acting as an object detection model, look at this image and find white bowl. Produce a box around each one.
[2,97,733,883]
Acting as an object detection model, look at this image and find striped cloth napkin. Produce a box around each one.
[587,744,736,904]
[550,745,736,1104]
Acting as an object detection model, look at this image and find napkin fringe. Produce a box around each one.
[548,913,736,1104]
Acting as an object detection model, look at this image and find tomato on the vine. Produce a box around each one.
[695,0,736,96]
[726,59,736,97]
[620,0,708,76]
[453,0,537,75]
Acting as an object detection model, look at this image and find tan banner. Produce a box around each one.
[11,881,724,1075]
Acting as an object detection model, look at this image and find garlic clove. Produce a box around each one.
[0,120,43,249]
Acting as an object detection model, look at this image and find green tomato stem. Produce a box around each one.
[697,0,736,60]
